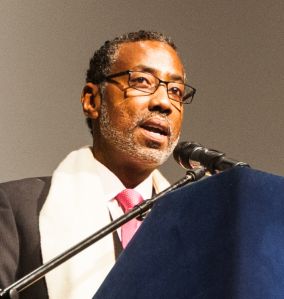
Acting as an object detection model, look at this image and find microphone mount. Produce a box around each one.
[174,141,249,174]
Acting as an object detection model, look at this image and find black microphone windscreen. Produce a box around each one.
[173,141,202,169]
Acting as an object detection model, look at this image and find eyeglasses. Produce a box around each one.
[100,70,196,104]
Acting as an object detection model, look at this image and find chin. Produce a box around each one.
[129,146,172,167]
[144,139,165,150]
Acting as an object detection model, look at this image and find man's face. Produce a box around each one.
[95,41,185,169]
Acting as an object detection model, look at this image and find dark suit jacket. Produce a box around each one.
[0,177,124,299]
[0,177,51,299]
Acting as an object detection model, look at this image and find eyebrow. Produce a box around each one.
[133,65,185,82]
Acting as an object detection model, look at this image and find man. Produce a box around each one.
[0,30,196,299]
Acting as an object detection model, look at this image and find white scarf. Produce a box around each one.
[39,146,170,299]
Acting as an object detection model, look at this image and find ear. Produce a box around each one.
[81,83,101,119]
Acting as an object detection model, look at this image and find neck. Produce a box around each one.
[92,148,155,188]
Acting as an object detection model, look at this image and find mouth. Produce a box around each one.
[139,118,170,137]
[137,117,171,148]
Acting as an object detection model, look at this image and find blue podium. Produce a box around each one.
[94,167,284,299]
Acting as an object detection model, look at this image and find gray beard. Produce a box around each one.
[99,100,179,166]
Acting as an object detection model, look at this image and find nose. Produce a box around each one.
[148,84,172,115]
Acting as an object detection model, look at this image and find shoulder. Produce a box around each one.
[0,177,51,196]
[0,177,51,214]
[0,176,51,190]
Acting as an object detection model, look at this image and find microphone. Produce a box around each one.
[173,141,249,173]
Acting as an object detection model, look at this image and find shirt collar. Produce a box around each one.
[92,155,153,201]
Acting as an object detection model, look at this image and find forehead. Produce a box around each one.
[110,41,185,81]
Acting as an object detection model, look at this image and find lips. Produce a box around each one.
[139,117,170,136]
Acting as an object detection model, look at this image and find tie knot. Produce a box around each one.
[116,189,144,212]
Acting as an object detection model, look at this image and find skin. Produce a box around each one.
[81,41,185,188]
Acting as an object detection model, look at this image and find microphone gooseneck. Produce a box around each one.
[173,141,249,173]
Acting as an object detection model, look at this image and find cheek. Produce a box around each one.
[109,104,137,129]
[112,98,148,123]
[173,123,182,138]
[171,112,183,136]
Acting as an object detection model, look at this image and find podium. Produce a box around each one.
[93,167,284,299]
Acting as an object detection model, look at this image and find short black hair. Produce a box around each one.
[86,30,177,84]
[85,30,178,134]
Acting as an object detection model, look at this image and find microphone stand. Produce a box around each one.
[0,168,205,299]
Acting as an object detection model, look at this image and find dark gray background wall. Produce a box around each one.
[0,0,283,183]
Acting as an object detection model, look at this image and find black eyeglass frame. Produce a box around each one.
[99,70,196,104]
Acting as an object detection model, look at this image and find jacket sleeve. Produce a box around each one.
[0,187,20,289]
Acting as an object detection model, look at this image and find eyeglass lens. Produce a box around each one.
[127,71,193,103]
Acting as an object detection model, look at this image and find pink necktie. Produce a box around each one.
[115,189,144,248]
